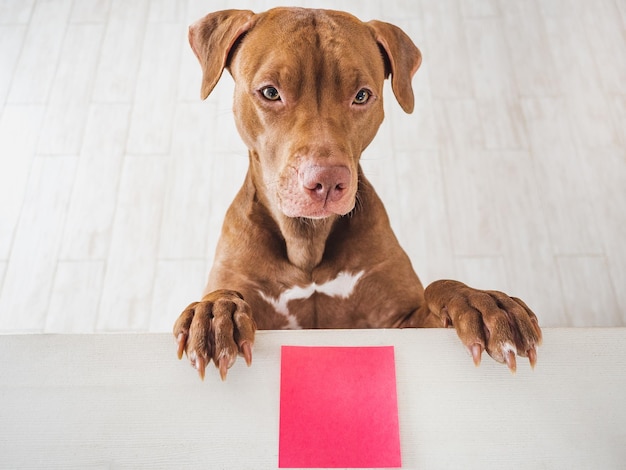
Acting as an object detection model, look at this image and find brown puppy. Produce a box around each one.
[173,7,542,380]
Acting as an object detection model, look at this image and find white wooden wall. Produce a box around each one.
[0,0,624,333]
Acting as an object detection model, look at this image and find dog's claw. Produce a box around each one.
[527,347,538,369]
[441,307,452,328]
[196,356,207,381]
[470,343,483,367]
[241,341,253,366]
[505,349,517,374]
[176,333,186,360]
[218,356,229,381]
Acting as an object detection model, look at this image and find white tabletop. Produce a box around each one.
[1,328,624,469]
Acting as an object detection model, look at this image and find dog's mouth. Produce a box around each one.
[279,196,356,220]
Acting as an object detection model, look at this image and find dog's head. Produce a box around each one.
[189,7,421,219]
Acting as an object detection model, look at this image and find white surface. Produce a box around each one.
[0,0,625,333]
[1,328,625,469]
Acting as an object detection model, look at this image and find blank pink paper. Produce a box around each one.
[279,345,401,468]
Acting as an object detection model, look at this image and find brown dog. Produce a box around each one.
[173,7,542,380]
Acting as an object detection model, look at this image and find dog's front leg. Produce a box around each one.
[422,280,543,372]
[173,290,256,380]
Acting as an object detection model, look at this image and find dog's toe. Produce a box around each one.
[173,290,256,380]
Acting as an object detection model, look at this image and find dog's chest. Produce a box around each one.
[257,270,365,329]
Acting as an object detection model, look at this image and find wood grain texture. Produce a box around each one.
[6,0,72,104]
[0,0,624,332]
[0,104,44,259]
[37,24,104,155]
[0,156,77,332]
[0,329,624,468]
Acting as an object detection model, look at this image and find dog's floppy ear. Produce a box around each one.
[367,20,422,114]
[189,9,256,100]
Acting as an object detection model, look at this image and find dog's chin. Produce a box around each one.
[280,202,355,220]
[277,187,357,220]
[283,209,338,220]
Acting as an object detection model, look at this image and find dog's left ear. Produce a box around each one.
[367,20,422,114]
[189,9,256,100]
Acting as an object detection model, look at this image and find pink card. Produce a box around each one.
[279,346,401,468]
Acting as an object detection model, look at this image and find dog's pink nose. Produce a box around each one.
[301,165,351,204]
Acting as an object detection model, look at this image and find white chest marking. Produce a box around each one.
[258,270,365,329]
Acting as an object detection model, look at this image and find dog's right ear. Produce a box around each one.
[189,9,256,100]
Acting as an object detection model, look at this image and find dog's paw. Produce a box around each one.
[173,289,256,380]
[424,280,543,372]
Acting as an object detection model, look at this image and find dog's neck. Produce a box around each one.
[275,215,337,271]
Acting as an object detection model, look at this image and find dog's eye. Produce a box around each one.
[261,86,281,101]
[353,89,371,105]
